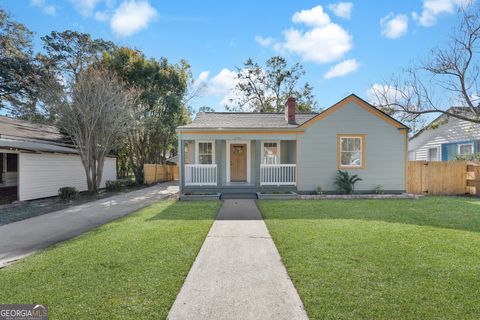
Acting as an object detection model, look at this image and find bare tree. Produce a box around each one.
[43,68,136,193]
[371,2,480,129]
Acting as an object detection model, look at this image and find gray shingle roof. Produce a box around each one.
[0,116,65,143]
[0,138,79,154]
[178,112,318,130]
[0,116,79,154]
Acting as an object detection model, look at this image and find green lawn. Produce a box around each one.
[0,200,220,319]
[259,197,480,320]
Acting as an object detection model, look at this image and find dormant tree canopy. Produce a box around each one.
[42,67,137,192]
[371,2,480,130]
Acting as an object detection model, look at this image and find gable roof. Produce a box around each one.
[177,94,408,132]
[178,112,318,130]
[299,94,408,130]
[409,106,480,141]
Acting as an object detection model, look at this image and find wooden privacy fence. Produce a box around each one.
[407,161,480,195]
[467,163,480,195]
[144,164,179,184]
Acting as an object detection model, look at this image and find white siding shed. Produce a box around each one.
[18,154,116,201]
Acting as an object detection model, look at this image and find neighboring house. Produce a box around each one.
[166,155,179,165]
[0,116,117,201]
[409,108,480,161]
[176,94,409,196]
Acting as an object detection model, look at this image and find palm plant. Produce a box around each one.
[335,170,362,194]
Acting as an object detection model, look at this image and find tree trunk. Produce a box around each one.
[89,158,98,193]
[95,156,105,191]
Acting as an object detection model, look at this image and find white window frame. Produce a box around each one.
[338,135,364,169]
[226,140,251,184]
[195,140,215,164]
[409,151,416,161]
[427,147,440,161]
[0,150,19,188]
[261,141,281,165]
[458,143,474,156]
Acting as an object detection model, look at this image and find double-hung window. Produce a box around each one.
[458,143,473,157]
[197,141,214,164]
[428,147,439,161]
[262,141,280,164]
[338,135,365,169]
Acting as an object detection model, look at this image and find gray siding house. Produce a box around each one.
[177,94,408,196]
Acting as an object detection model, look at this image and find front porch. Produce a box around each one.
[179,139,297,195]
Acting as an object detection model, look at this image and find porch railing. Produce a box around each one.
[185,164,217,186]
[260,164,296,186]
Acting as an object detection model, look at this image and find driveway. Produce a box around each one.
[168,199,308,320]
[0,182,179,268]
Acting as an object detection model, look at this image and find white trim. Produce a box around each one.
[408,151,416,161]
[195,140,215,164]
[260,140,281,165]
[339,136,363,168]
[184,164,217,186]
[178,134,182,192]
[226,140,251,184]
[458,143,474,156]
[427,146,440,161]
[17,152,20,199]
[260,164,296,186]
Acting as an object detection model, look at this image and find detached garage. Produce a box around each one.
[0,116,117,201]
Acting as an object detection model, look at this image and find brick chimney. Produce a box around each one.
[285,96,296,124]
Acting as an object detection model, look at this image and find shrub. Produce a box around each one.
[315,186,323,195]
[334,170,362,194]
[373,185,384,194]
[106,180,124,191]
[58,187,79,201]
[455,152,480,161]
[106,178,136,192]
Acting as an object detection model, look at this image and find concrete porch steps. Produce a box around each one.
[220,193,258,200]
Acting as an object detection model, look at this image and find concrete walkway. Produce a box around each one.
[0,182,179,268]
[168,199,308,320]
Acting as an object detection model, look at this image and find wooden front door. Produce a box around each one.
[230,144,247,182]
